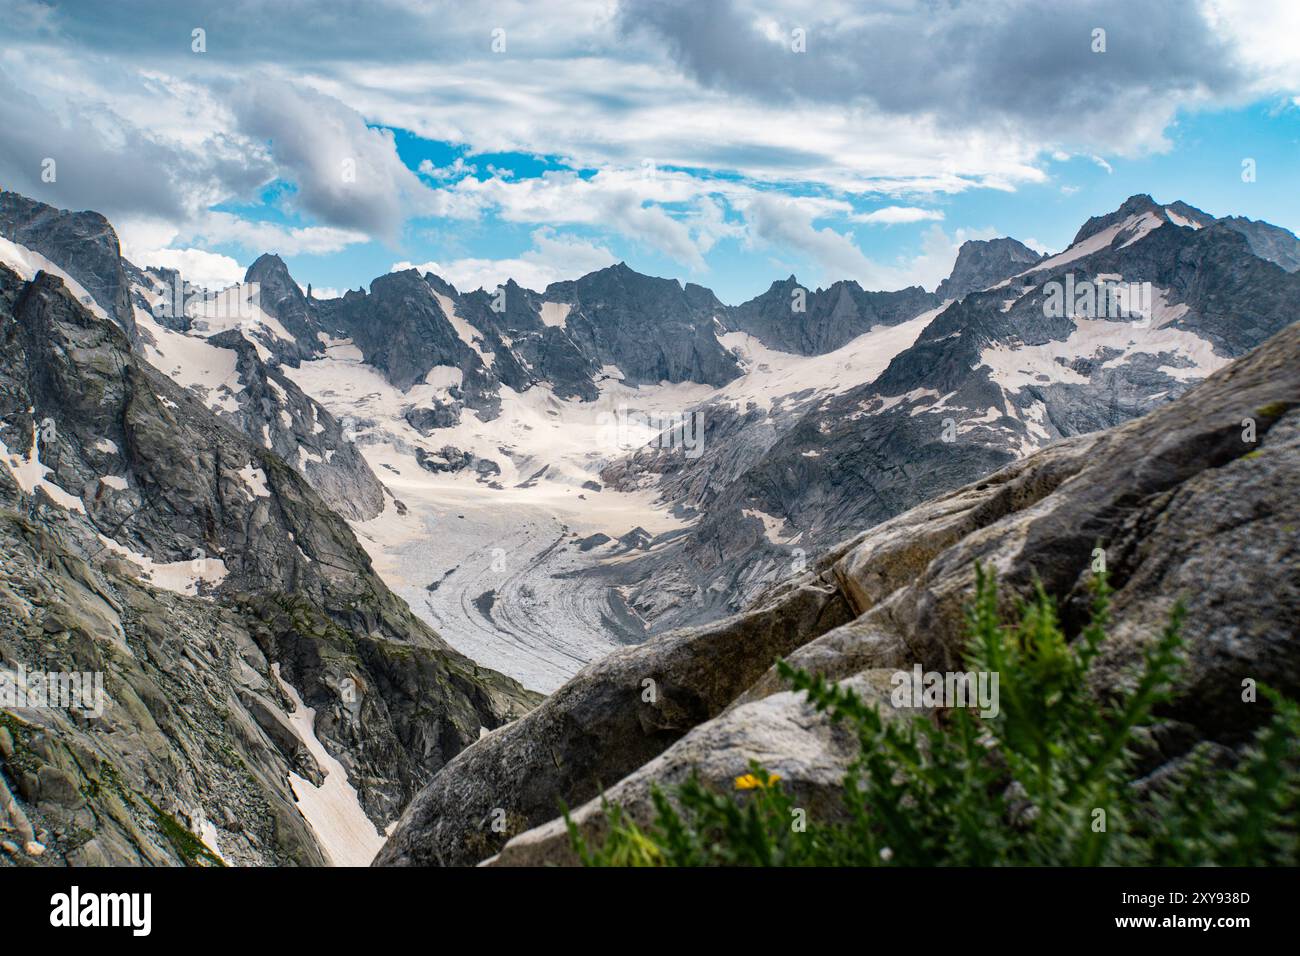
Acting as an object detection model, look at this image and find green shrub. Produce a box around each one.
[571,567,1298,866]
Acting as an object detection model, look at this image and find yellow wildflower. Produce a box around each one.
[734,772,781,790]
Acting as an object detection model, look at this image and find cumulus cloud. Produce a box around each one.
[0,62,270,223]
[444,170,713,268]
[0,0,1061,211]
[3,0,1298,296]
[1204,0,1300,92]
[683,195,745,253]
[117,210,368,270]
[189,212,370,256]
[742,193,882,286]
[132,247,246,291]
[618,0,1260,154]
[419,157,478,181]
[229,78,446,243]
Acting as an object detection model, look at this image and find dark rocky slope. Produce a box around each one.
[205,328,385,521]
[1215,216,1300,273]
[0,265,538,865]
[545,262,741,387]
[0,191,137,344]
[1,197,388,523]
[725,277,936,354]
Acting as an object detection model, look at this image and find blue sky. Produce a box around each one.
[2,0,1299,304]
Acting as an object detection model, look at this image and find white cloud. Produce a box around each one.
[887,225,1001,292]
[132,247,246,291]
[851,206,945,225]
[1203,0,1300,91]
[392,227,617,292]
[4,0,1298,296]
[683,195,744,253]
[744,209,1004,293]
[0,57,271,224]
[742,194,882,286]
[229,77,452,242]
[326,59,1050,198]
[738,195,1019,293]
[119,211,367,279]
[188,212,369,256]
[444,169,714,268]
[419,157,478,180]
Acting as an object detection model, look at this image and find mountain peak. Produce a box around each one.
[423,271,459,298]
[1165,199,1215,227]
[371,267,427,293]
[244,251,303,303]
[244,252,293,286]
[239,251,321,364]
[566,261,679,291]
[754,275,799,296]
[0,191,137,342]
[935,236,1043,300]
[1121,192,1158,209]
[1070,194,1192,247]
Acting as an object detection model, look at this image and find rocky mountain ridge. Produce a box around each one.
[723,276,938,355]
[599,194,1300,635]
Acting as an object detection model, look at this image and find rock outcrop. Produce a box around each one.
[544,262,742,387]
[0,191,137,344]
[934,237,1044,301]
[1215,216,1300,273]
[242,253,325,365]
[205,328,385,521]
[313,262,742,418]
[725,277,937,355]
[375,572,853,866]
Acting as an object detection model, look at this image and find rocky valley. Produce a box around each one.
[0,188,1296,869]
